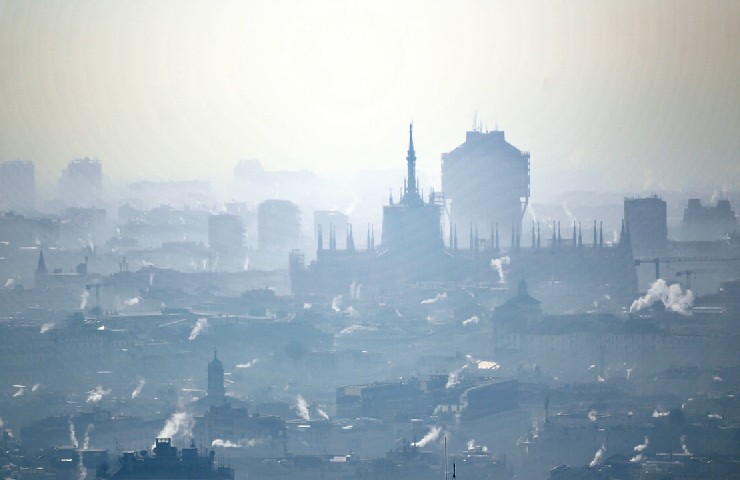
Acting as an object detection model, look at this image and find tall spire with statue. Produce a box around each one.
[404,123,420,204]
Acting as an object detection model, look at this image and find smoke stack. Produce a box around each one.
[573,221,577,247]
[537,222,541,249]
[474,224,479,255]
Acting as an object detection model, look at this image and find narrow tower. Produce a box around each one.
[208,350,226,401]
[404,123,420,204]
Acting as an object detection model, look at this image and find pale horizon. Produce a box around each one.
[1,0,739,199]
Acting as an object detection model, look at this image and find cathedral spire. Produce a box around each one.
[36,249,47,274]
[405,123,418,201]
[347,224,355,252]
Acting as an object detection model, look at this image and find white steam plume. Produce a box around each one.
[652,408,669,417]
[123,297,139,306]
[562,202,576,223]
[86,385,111,404]
[236,358,260,369]
[630,279,694,315]
[446,354,478,389]
[631,436,649,460]
[420,292,447,305]
[80,289,89,310]
[317,408,329,420]
[131,378,145,399]
[78,451,88,480]
[490,256,511,284]
[446,364,468,389]
[587,409,598,422]
[12,386,25,397]
[338,324,377,336]
[349,281,362,300]
[295,394,310,421]
[331,295,343,312]
[32,383,40,392]
[634,436,649,452]
[680,435,691,455]
[69,420,79,448]
[411,426,441,448]
[82,424,93,450]
[589,445,606,467]
[188,318,208,341]
[211,438,262,448]
[40,322,55,334]
[462,315,479,326]
[157,411,194,439]
[344,198,357,216]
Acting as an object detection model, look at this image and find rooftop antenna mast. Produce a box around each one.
[444,435,448,480]
[472,111,478,132]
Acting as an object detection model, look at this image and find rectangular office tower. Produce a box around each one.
[0,160,35,212]
[208,214,245,271]
[442,130,529,248]
[624,195,668,257]
[58,158,103,207]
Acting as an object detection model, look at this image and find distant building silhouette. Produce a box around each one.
[208,214,244,271]
[442,129,530,248]
[208,350,226,400]
[679,198,737,241]
[290,125,637,311]
[58,158,103,208]
[0,160,35,212]
[380,123,446,275]
[624,195,667,257]
[257,200,301,251]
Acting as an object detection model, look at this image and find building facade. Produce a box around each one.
[442,130,530,248]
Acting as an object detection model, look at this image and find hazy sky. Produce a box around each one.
[0,1,738,197]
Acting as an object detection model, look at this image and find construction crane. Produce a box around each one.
[675,268,716,290]
[635,256,740,280]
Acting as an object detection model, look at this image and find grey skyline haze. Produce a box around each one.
[0,0,738,199]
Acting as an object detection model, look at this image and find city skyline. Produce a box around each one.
[0,1,738,198]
